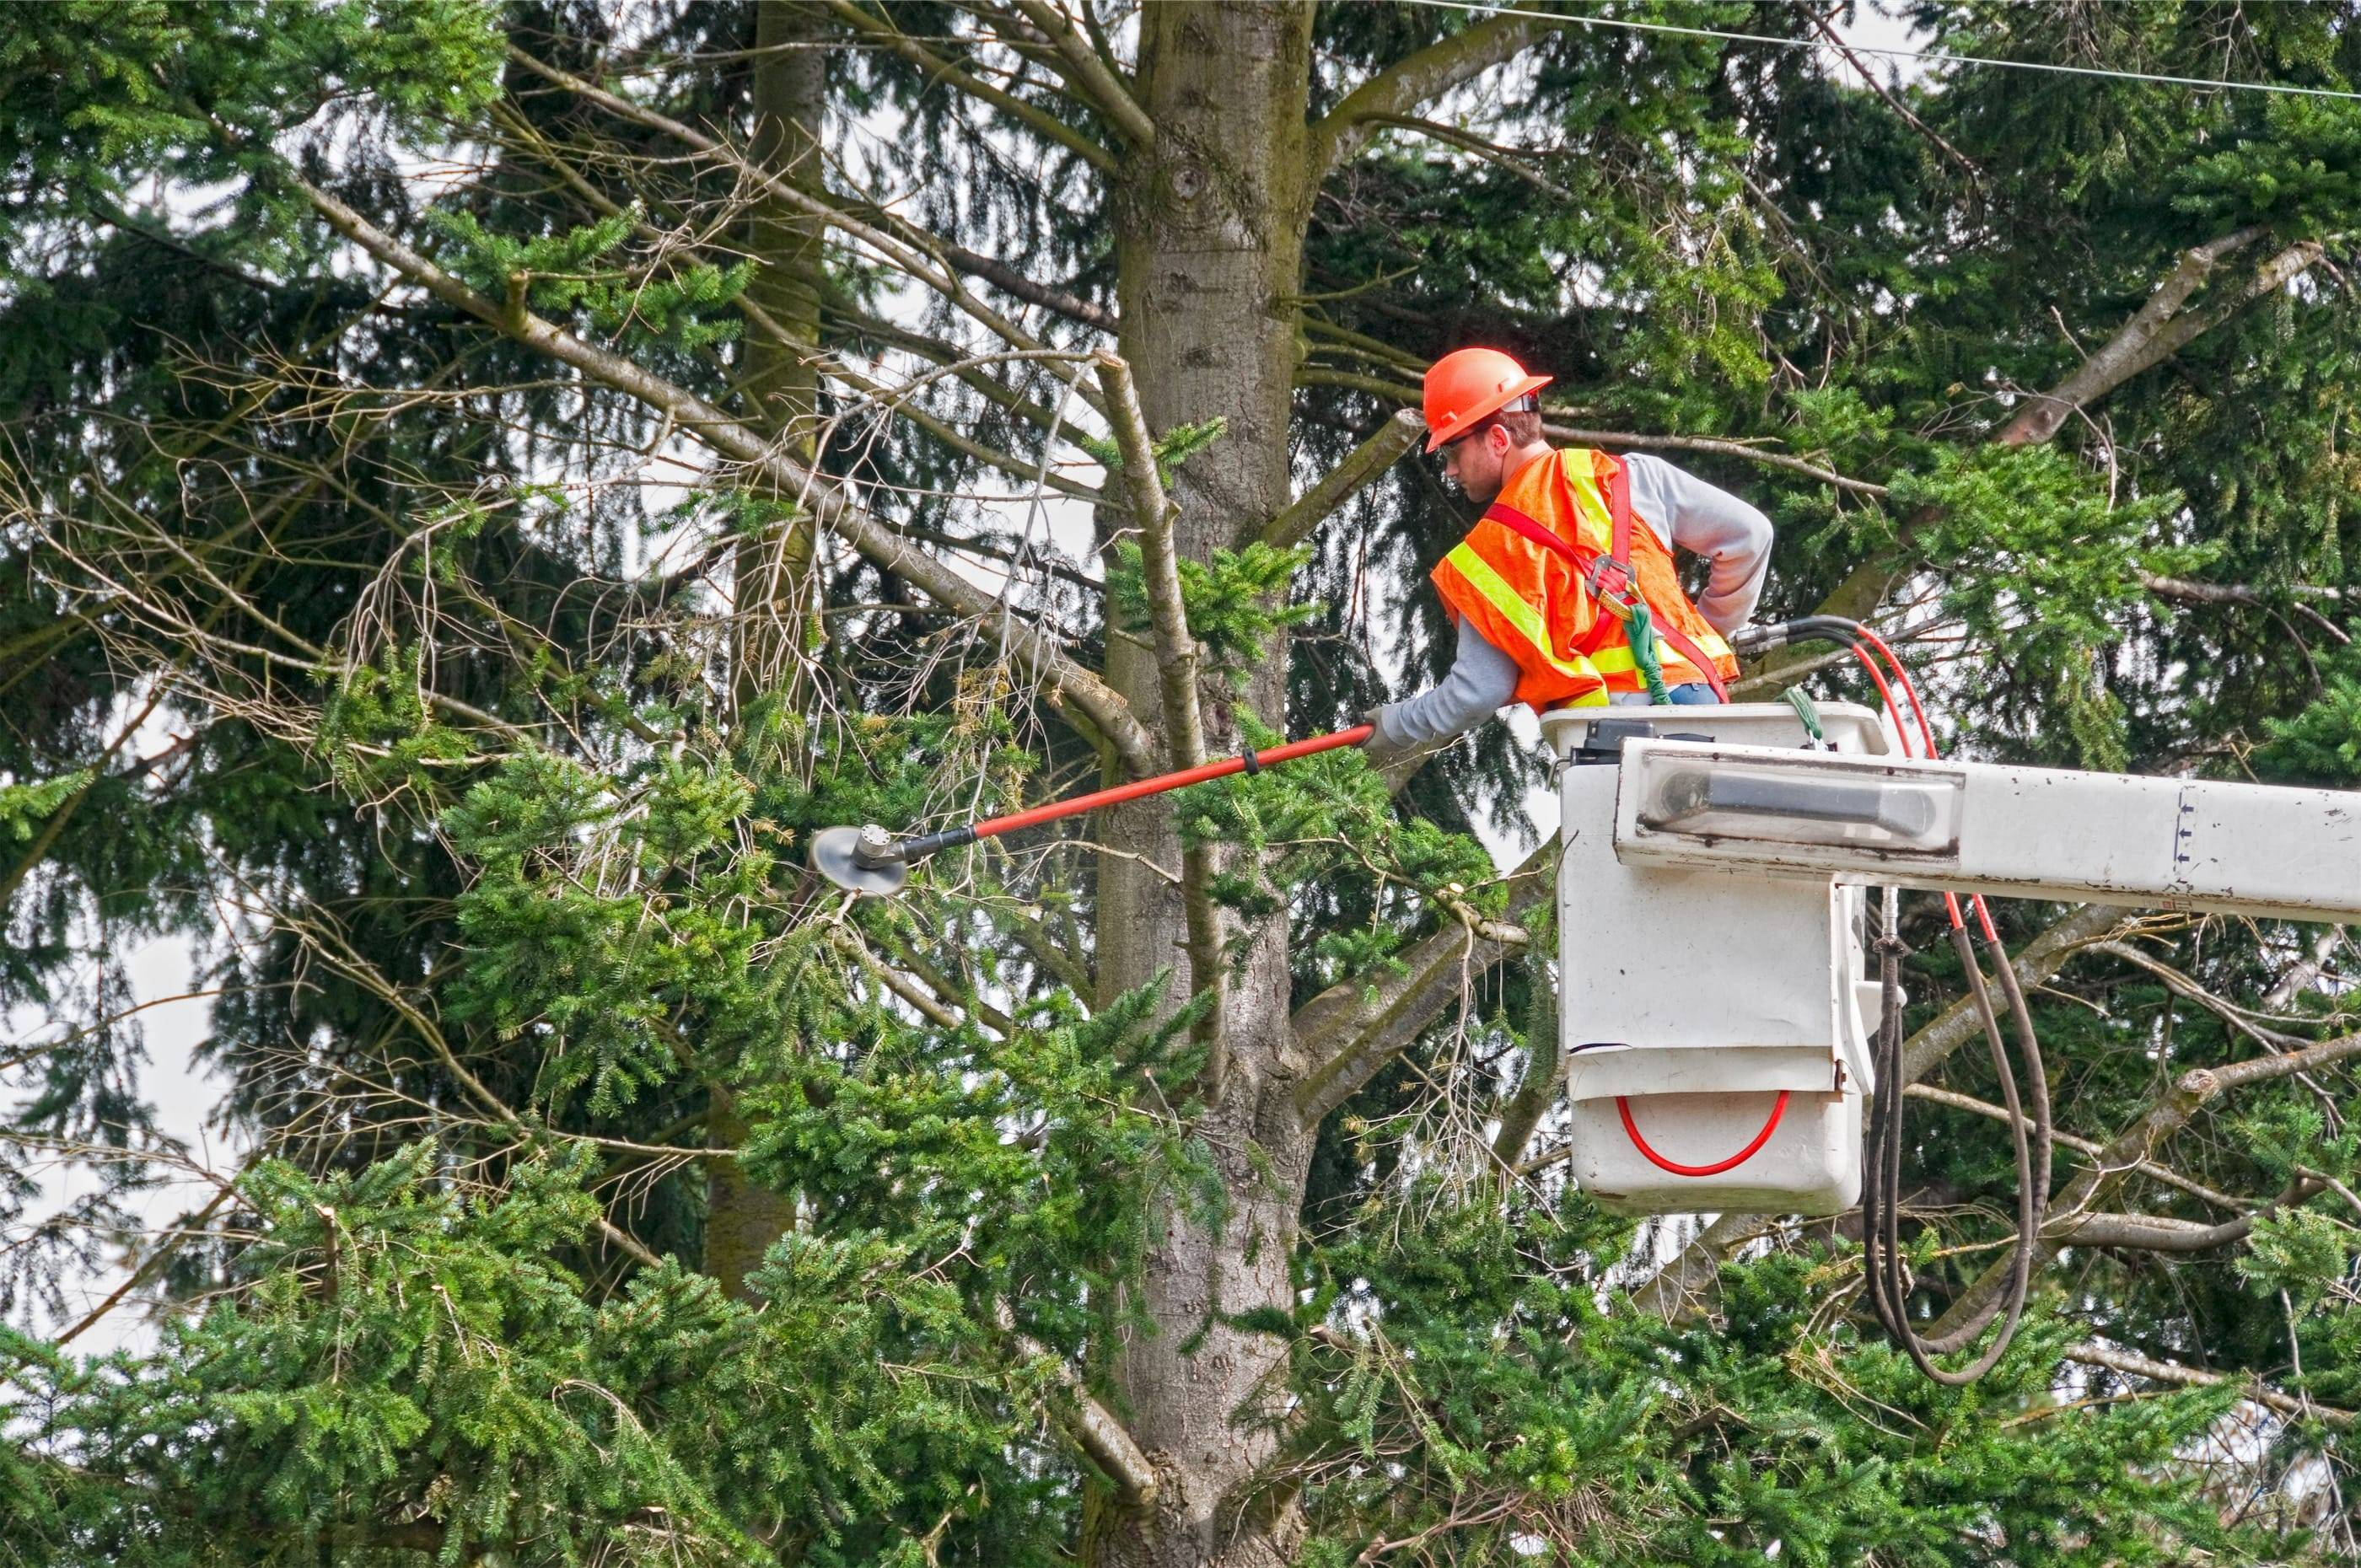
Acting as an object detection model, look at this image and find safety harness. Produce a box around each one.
[1478,462,1731,705]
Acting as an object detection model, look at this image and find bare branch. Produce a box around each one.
[504,45,1114,380]
[1363,113,1577,202]
[828,351,1106,506]
[2092,938,2312,1052]
[51,1183,238,1350]
[1933,1028,2361,1339]
[290,169,1158,776]
[2065,1341,2354,1427]
[2138,571,2350,647]
[1308,11,1563,181]
[1541,422,1891,498]
[1293,846,1552,1127]
[1794,2,1982,185]
[488,108,1114,502]
[1903,1083,2246,1211]
[1093,352,1205,770]
[1092,350,1227,1068]
[936,237,1116,331]
[1008,0,1156,148]
[1283,362,1886,495]
[819,0,1119,172]
[2051,1180,2324,1253]
[1263,409,1424,550]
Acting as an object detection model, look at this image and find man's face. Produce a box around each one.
[1437,421,1513,504]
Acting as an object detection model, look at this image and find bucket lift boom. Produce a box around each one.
[1543,704,2361,1216]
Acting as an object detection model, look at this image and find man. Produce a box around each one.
[1366,347,1771,763]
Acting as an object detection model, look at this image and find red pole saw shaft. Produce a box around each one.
[979,723,1373,838]
[892,724,1374,862]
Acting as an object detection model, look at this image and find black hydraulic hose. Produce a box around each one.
[1742,613,2055,1382]
[1864,920,2053,1383]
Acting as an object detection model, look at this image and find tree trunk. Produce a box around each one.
[1091,6,1318,1564]
[709,0,827,1302]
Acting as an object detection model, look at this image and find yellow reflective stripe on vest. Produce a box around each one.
[1444,543,1605,685]
[1588,641,1638,675]
[1561,451,1614,549]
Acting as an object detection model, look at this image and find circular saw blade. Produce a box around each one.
[808,824,910,897]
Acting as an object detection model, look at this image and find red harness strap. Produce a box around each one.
[1481,478,1730,701]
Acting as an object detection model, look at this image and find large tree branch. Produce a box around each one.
[2049,1181,2325,1254]
[1091,351,1227,1069]
[1995,226,2274,447]
[2137,571,2351,647]
[291,172,1156,776]
[1004,1324,1159,1502]
[1094,352,1206,771]
[1261,409,1424,550]
[1790,224,2326,643]
[1293,844,1552,1127]
[1307,11,1562,181]
[936,236,1116,332]
[1628,1213,1776,1320]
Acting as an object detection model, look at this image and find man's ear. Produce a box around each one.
[1487,422,1514,458]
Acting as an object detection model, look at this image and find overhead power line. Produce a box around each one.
[1400,0,2361,102]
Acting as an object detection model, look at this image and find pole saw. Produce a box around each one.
[806,724,1376,896]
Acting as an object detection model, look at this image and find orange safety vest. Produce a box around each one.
[1429,448,1738,711]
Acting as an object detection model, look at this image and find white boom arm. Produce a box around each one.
[1611,738,2361,924]
[1533,703,2361,1218]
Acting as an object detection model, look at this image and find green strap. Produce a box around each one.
[1782,685,1826,742]
[1627,599,1673,704]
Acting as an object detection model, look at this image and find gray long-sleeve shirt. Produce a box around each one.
[1374,452,1772,750]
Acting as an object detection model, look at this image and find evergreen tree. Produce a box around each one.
[3,2,2358,1562]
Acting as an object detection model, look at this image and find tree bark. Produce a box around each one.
[1090,7,1319,1564]
[709,0,827,1301]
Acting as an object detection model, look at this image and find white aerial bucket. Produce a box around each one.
[1539,702,1892,1216]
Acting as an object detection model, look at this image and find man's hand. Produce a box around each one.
[1360,706,1416,767]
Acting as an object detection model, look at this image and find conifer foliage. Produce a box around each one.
[3,2,2360,1563]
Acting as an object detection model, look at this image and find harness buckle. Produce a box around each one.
[1585,555,1639,620]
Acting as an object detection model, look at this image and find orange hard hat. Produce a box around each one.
[1422,347,1552,452]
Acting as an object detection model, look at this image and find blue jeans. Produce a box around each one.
[1610,683,1721,707]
